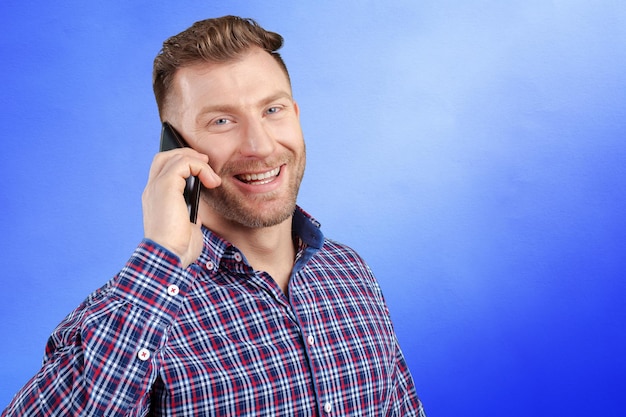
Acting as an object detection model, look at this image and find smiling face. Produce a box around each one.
[165,47,306,229]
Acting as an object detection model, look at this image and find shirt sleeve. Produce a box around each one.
[346,247,427,416]
[393,342,427,417]
[1,239,193,417]
[356,253,427,416]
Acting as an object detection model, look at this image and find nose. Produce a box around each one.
[239,117,276,158]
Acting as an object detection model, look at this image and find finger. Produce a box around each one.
[148,148,209,180]
[165,148,221,189]
[156,153,220,192]
[194,163,222,189]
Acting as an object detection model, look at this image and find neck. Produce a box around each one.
[203,212,296,294]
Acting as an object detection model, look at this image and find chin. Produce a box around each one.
[202,191,297,229]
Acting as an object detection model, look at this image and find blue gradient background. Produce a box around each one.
[1,1,625,415]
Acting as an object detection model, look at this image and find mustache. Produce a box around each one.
[218,156,292,176]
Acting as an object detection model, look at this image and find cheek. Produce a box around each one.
[276,122,305,150]
[195,143,233,174]
[207,155,230,176]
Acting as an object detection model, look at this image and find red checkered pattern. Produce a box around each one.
[2,208,425,417]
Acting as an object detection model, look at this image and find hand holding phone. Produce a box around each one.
[159,122,202,223]
[144,122,219,267]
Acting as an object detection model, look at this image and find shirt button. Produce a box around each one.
[137,348,151,361]
[323,402,332,413]
[206,260,215,271]
[234,252,243,262]
[307,335,315,346]
[167,284,180,296]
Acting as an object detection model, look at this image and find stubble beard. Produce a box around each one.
[201,149,306,229]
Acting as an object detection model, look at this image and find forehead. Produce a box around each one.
[182,49,288,94]
[164,48,291,121]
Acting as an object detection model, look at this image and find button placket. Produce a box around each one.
[167,284,180,297]
[137,348,151,361]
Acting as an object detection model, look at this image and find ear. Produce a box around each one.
[293,100,300,117]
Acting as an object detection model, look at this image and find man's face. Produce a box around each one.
[167,47,305,229]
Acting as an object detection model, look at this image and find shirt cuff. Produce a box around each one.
[110,238,193,325]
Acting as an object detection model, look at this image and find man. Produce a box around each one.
[2,16,426,416]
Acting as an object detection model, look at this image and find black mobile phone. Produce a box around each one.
[159,122,201,223]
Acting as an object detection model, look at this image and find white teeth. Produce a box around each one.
[239,167,280,182]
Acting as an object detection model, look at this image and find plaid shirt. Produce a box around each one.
[3,207,425,416]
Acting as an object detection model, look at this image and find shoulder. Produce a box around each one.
[310,238,378,284]
[320,238,367,264]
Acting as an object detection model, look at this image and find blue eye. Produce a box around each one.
[214,118,229,125]
[266,107,280,114]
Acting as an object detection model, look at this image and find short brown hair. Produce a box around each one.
[152,15,289,119]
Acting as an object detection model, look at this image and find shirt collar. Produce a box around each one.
[195,206,324,271]
[292,206,324,250]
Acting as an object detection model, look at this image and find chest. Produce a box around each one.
[153,267,397,416]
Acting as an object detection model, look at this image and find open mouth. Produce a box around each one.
[235,167,281,185]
